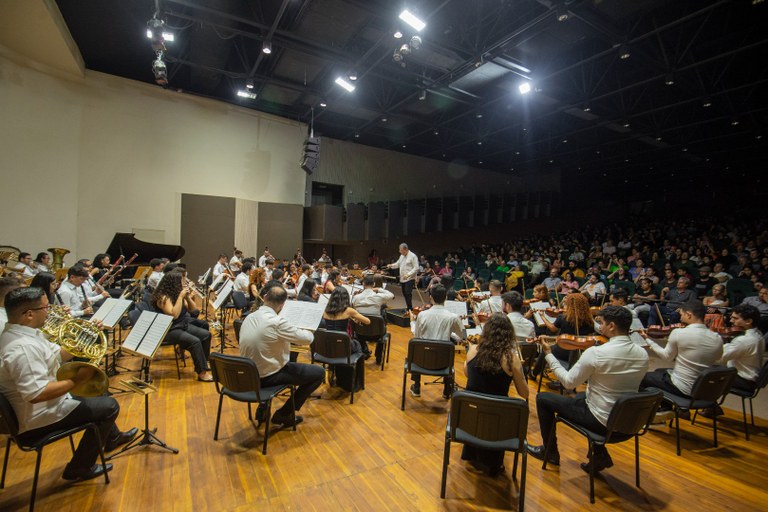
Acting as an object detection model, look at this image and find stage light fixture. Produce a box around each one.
[619,45,630,59]
[262,41,272,54]
[394,30,403,39]
[556,7,569,21]
[348,69,358,81]
[702,98,712,107]
[399,9,425,31]
[236,90,257,99]
[246,79,254,90]
[410,35,422,50]
[665,73,675,85]
[418,89,427,101]
[518,81,531,94]
[335,77,356,92]
[152,51,168,86]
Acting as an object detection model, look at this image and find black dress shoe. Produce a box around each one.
[62,463,113,481]
[271,414,304,427]
[527,444,560,466]
[105,427,139,452]
[580,459,614,473]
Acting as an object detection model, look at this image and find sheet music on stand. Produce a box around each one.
[91,298,133,329]
[529,301,557,327]
[279,300,325,331]
[122,311,173,359]
[318,293,330,308]
[343,283,363,295]
[198,267,211,286]
[131,266,151,281]
[212,280,234,310]
[445,300,471,326]
[210,272,227,292]
[465,326,483,338]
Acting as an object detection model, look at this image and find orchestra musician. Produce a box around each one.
[321,287,371,380]
[352,275,395,365]
[475,280,504,317]
[258,247,272,268]
[0,276,25,332]
[146,258,165,291]
[408,284,463,399]
[33,252,52,273]
[56,266,98,318]
[212,254,229,280]
[13,252,37,278]
[386,243,419,312]
[501,291,535,340]
[234,262,252,294]
[239,286,324,426]
[527,305,649,473]
[0,287,137,481]
[297,278,319,302]
[229,249,244,271]
[462,312,529,476]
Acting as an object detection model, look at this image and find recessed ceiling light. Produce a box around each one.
[478,160,483,164]
[399,10,426,31]
[562,139,568,143]
[334,77,355,92]
[236,90,257,99]
[381,117,388,122]
[518,82,532,94]
[394,30,403,39]
[262,40,272,54]
[477,141,482,145]
[476,113,483,118]
[319,101,327,107]
[731,119,740,126]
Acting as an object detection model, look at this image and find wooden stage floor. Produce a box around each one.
[1,323,767,511]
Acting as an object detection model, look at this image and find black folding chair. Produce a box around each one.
[352,314,391,370]
[516,341,539,380]
[209,353,296,455]
[648,366,737,455]
[401,338,455,410]
[0,393,110,512]
[725,361,768,440]
[312,329,365,404]
[543,390,663,503]
[441,391,529,511]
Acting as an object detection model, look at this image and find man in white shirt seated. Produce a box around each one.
[212,254,229,280]
[258,247,272,268]
[229,249,243,271]
[640,300,723,416]
[408,285,464,399]
[239,287,325,426]
[234,262,252,294]
[502,291,535,340]
[146,258,165,290]
[476,280,504,316]
[13,252,37,278]
[0,276,24,332]
[0,287,137,481]
[528,306,649,473]
[352,275,395,364]
[56,266,98,318]
[33,252,52,274]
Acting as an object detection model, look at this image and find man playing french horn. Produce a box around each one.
[0,287,136,481]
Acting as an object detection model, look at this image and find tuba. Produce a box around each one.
[48,248,70,271]
[41,304,71,340]
[54,318,110,397]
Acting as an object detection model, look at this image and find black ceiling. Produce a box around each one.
[55,0,768,190]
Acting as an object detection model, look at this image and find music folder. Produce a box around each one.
[91,298,133,329]
[279,300,325,331]
[212,280,234,310]
[122,311,173,359]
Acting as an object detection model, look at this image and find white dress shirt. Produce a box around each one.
[720,328,764,382]
[233,272,250,294]
[390,250,419,283]
[0,324,79,433]
[477,295,503,315]
[546,335,649,426]
[83,278,107,305]
[56,281,90,317]
[239,305,314,378]
[213,262,227,279]
[352,288,394,316]
[147,270,163,290]
[0,307,7,332]
[258,255,268,268]
[646,323,723,396]
[13,263,36,277]
[507,311,535,340]
[412,304,463,343]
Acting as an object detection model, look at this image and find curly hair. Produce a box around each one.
[152,269,184,308]
[563,292,593,329]
[250,267,266,287]
[474,312,516,374]
[324,286,350,316]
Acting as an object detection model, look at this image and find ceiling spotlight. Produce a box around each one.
[757,135,764,140]
[394,30,403,39]
[518,81,531,94]
[236,90,257,99]
[664,72,675,85]
[731,119,740,126]
[348,69,358,81]
[262,40,272,54]
[556,7,569,22]
[245,79,254,90]
[418,89,427,101]
[402,144,407,149]
[619,44,630,59]
[393,49,404,63]
[399,9,426,31]
[146,17,168,52]
[477,141,483,145]
[381,117,388,122]
[410,35,422,50]
[656,135,662,141]
[319,101,327,107]
[335,77,356,92]
[583,104,591,112]
[702,98,712,108]
[354,132,360,138]
[476,113,483,118]
[682,148,688,152]
[562,139,568,143]
[152,51,168,86]
[478,161,483,164]
[433,129,439,135]
[622,120,630,128]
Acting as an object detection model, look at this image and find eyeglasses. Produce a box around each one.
[26,305,50,313]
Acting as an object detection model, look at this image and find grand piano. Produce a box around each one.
[105,233,185,265]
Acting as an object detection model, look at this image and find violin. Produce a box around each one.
[411,304,432,317]
[536,334,607,350]
[475,311,491,323]
[544,307,565,316]
[645,323,684,338]
[457,287,478,297]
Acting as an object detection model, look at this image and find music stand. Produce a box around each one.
[110,311,178,458]
[198,268,212,317]
[91,298,135,378]
[212,279,235,352]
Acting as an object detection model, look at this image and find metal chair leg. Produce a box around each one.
[519,444,527,512]
[30,448,43,512]
[713,414,718,448]
[635,435,640,487]
[440,437,450,498]
[1,437,10,488]
[350,364,356,405]
[742,397,750,441]
[401,366,408,411]
[213,393,224,440]
[588,442,595,504]
[675,409,682,456]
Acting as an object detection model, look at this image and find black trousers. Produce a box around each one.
[401,279,415,311]
[164,324,212,374]
[17,396,119,472]
[260,362,325,416]
[536,392,611,463]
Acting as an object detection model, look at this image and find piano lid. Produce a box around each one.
[105,233,185,265]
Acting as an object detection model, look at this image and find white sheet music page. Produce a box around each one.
[279,300,325,331]
[213,280,234,310]
[91,298,133,328]
[122,312,155,352]
[318,293,330,308]
[529,301,557,326]
[136,313,173,358]
[444,300,470,326]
